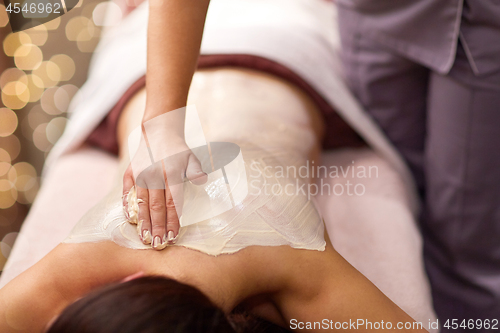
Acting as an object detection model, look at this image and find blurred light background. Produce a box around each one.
[0,0,119,274]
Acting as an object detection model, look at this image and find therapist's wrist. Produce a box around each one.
[141,106,187,144]
[142,103,186,123]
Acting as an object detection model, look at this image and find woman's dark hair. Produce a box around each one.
[47,276,289,333]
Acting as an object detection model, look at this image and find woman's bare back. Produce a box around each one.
[0,69,426,332]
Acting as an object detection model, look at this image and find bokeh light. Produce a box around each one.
[65,13,101,53]
[0,161,11,178]
[66,16,94,41]
[1,232,18,258]
[6,162,17,183]
[23,181,38,203]
[0,108,18,137]
[0,187,17,209]
[1,82,29,110]
[77,37,100,53]
[46,60,61,82]
[93,1,123,26]
[24,24,49,46]
[50,54,75,81]
[41,87,61,115]
[32,122,52,152]
[26,74,45,102]
[0,68,27,89]
[46,117,68,144]
[32,61,60,88]
[1,80,26,97]
[17,178,39,204]
[39,84,79,116]
[0,179,12,192]
[13,162,38,204]
[1,0,102,270]
[54,86,70,112]
[3,32,31,57]
[0,162,16,203]
[60,84,79,100]
[13,162,36,188]
[14,44,43,70]
[27,104,51,131]
[0,148,11,163]
[25,25,49,46]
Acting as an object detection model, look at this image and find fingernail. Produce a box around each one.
[152,235,167,250]
[167,230,175,243]
[153,236,161,249]
[142,230,152,244]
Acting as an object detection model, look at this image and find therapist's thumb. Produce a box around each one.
[122,164,136,221]
[185,153,207,185]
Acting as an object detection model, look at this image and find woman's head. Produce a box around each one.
[47,276,289,333]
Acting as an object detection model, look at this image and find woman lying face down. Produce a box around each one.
[0,69,427,332]
[1,232,425,333]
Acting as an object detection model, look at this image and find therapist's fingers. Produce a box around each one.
[136,186,152,244]
[122,165,135,221]
[164,179,180,244]
[149,188,168,250]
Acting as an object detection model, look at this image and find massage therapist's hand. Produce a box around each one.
[122,128,207,250]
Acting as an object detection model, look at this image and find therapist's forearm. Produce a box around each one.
[144,0,210,123]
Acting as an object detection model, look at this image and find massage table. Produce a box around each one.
[0,0,439,329]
